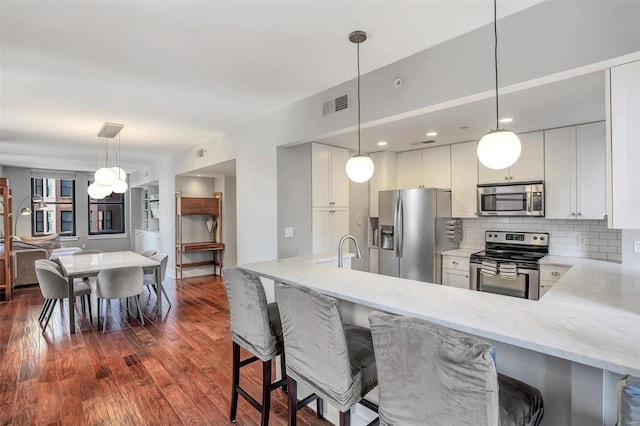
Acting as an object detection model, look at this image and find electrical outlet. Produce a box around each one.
[634,241,640,253]
[284,227,293,238]
[578,236,587,247]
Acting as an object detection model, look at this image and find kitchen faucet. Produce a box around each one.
[338,234,362,268]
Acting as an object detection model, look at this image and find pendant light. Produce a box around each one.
[89,122,128,199]
[345,30,374,183]
[477,0,521,170]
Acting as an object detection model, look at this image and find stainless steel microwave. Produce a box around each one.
[477,182,544,216]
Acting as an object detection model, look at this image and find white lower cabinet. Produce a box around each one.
[442,254,470,289]
[134,230,160,254]
[312,208,349,254]
[539,264,571,298]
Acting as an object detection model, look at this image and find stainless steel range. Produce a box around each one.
[470,231,549,300]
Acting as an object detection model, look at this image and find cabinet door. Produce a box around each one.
[330,209,350,253]
[478,146,509,184]
[545,126,576,219]
[312,143,331,207]
[312,209,331,254]
[576,122,606,220]
[610,60,640,228]
[422,145,451,189]
[396,150,422,189]
[330,146,350,208]
[509,131,544,182]
[369,151,397,216]
[451,141,478,217]
[442,269,470,289]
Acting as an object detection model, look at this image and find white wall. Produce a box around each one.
[621,229,640,265]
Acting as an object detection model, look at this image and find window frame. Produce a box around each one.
[30,177,76,237]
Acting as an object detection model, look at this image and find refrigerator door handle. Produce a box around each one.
[394,195,400,257]
[398,195,404,258]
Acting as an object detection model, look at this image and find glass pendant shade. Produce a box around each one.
[88,182,111,199]
[94,167,117,186]
[112,179,128,194]
[110,166,126,181]
[345,155,374,183]
[477,129,521,170]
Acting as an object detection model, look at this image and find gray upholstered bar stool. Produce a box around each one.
[275,282,378,426]
[618,375,640,425]
[223,267,292,426]
[368,311,544,426]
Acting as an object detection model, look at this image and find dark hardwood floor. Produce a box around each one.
[0,275,331,425]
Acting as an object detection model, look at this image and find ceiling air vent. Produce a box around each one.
[409,140,437,146]
[323,92,350,116]
[195,148,205,158]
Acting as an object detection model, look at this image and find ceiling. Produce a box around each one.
[317,70,606,153]
[0,0,543,172]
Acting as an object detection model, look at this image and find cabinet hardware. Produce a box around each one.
[452,261,459,265]
[571,212,576,216]
[577,212,582,216]
[504,177,508,180]
[551,271,561,276]
[509,176,513,180]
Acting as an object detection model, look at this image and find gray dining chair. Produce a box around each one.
[96,266,145,333]
[34,262,92,331]
[618,375,640,425]
[141,249,157,258]
[275,282,378,426]
[144,253,171,307]
[368,311,544,426]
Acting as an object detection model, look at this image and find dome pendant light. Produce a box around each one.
[345,30,374,183]
[477,0,521,170]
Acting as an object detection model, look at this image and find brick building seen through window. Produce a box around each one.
[88,184,125,235]
[31,177,75,237]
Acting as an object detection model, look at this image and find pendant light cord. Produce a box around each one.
[493,0,499,130]
[357,41,361,154]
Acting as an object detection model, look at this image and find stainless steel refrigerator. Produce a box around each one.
[378,188,457,283]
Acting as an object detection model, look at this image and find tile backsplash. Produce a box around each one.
[460,218,621,262]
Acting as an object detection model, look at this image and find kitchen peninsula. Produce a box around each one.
[240,254,640,425]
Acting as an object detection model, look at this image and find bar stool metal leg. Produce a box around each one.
[287,376,297,426]
[261,360,272,426]
[230,342,240,422]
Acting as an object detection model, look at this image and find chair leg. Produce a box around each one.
[102,299,109,334]
[160,286,172,307]
[287,376,298,426]
[87,295,93,325]
[81,296,86,315]
[279,353,288,394]
[39,299,52,323]
[135,295,145,326]
[261,359,272,426]
[230,341,240,422]
[42,299,58,330]
[339,410,351,426]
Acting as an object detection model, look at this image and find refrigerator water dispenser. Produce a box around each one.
[380,225,394,250]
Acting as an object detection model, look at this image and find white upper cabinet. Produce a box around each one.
[397,146,451,189]
[478,131,544,184]
[451,141,478,218]
[608,60,640,229]
[422,145,451,189]
[312,143,349,208]
[369,151,397,216]
[545,123,606,220]
[396,150,422,189]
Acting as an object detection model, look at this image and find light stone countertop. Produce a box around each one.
[441,248,482,257]
[240,253,640,377]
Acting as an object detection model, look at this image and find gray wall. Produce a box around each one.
[277,144,312,258]
[222,176,238,267]
[3,165,133,251]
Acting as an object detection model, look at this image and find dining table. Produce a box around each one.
[58,250,162,334]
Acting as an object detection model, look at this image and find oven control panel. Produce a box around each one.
[484,231,549,247]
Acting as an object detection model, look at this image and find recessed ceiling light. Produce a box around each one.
[499,117,513,123]
[196,174,202,177]
[426,131,438,137]
[377,141,388,146]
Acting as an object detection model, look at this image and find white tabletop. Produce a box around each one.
[59,250,159,277]
[240,254,640,377]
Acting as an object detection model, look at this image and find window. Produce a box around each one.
[88,185,125,235]
[30,177,76,237]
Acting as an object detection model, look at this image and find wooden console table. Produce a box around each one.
[175,242,224,279]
